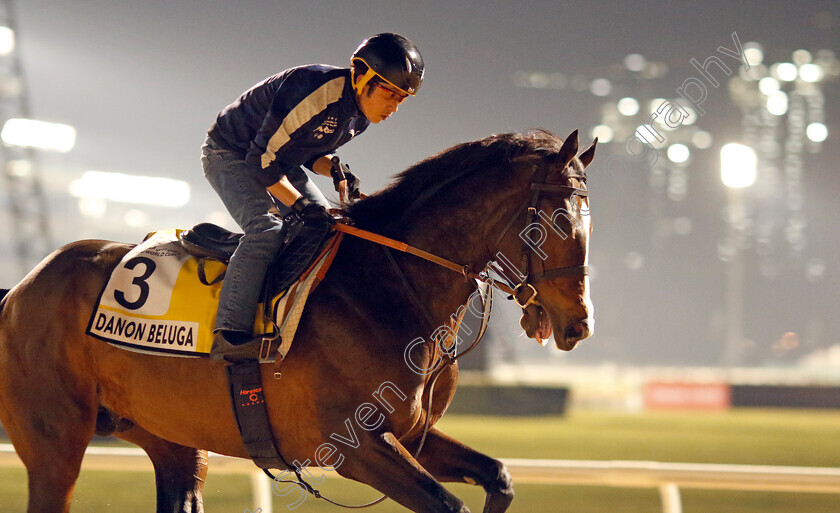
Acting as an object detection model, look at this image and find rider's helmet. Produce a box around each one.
[351,33,424,97]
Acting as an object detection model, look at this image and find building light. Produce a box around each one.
[0,26,14,55]
[69,170,191,207]
[1,118,76,152]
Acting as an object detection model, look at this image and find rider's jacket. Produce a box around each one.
[208,65,370,187]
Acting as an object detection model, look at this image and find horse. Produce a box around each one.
[0,128,595,513]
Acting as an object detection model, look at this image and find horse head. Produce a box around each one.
[344,129,596,351]
[495,130,597,351]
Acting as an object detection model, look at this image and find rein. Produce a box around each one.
[332,175,590,308]
[333,223,489,285]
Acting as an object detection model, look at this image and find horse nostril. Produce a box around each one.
[564,322,589,341]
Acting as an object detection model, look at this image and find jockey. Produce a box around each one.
[202,33,424,361]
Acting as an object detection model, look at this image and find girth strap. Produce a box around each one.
[226,361,291,470]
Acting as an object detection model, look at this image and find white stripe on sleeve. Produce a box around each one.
[261,76,346,169]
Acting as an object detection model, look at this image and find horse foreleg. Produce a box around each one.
[335,431,469,513]
[410,427,514,513]
[117,425,208,513]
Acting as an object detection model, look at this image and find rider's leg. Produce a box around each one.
[202,140,285,341]
[278,165,331,211]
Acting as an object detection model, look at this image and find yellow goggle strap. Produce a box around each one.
[353,66,378,95]
[351,57,414,97]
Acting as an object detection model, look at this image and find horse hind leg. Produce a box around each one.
[410,427,514,513]
[113,420,208,513]
[0,363,99,513]
[20,423,94,513]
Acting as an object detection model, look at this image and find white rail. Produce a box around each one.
[2,444,839,513]
[503,458,840,513]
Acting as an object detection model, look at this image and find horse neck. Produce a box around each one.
[389,171,529,324]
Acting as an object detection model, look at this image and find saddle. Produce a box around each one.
[178,216,332,306]
[179,222,241,262]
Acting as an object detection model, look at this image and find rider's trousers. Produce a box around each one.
[201,136,330,334]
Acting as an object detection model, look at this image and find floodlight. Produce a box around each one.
[1,118,76,152]
[720,143,757,189]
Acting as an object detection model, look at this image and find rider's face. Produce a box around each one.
[357,82,408,124]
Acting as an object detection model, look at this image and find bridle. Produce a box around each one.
[490,163,589,308]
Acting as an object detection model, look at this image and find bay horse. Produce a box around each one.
[0,129,595,513]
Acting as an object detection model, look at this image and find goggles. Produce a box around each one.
[373,81,408,103]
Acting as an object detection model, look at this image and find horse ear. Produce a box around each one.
[556,129,579,168]
[578,138,598,168]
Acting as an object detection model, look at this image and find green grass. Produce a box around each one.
[437,409,840,466]
[1,409,839,512]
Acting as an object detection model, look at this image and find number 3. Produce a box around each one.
[114,256,156,310]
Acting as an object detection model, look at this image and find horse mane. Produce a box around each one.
[0,289,8,315]
[345,129,581,232]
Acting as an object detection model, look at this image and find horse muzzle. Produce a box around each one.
[520,304,593,351]
[556,320,591,351]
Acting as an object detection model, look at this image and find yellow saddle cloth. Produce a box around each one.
[86,229,341,361]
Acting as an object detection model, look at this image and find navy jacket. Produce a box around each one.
[208,65,370,187]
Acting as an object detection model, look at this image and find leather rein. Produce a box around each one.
[333,167,589,308]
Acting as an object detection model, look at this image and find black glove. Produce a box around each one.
[290,197,333,225]
[330,156,361,199]
[343,170,361,199]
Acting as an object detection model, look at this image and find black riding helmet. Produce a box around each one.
[351,33,424,97]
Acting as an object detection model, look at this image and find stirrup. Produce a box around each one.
[210,332,281,363]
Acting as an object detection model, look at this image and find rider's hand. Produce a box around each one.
[330,157,362,203]
[330,158,347,191]
[290,197,333,225]
[343,170,361,200]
